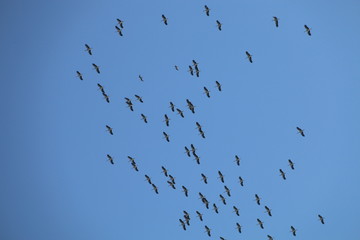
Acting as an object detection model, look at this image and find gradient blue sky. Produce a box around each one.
[1,0,360,239]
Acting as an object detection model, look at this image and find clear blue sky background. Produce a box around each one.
[1,0,360,239]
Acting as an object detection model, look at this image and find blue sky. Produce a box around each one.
[1,0,360,239]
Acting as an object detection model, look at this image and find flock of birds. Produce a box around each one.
[76,4,324,240]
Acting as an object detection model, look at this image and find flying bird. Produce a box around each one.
[131,161,139,171]
[224,186,231,197]
[216,20,222,31]
[290,226,297,236]
[288,159,295,169]
[199,129,206,139]
[255,194,261,205]
[273,16,279,27]
[179,219,186,230]
[169,175,176,184]
[182,186,189,197]
[239,176,244,186]
[176,108,184,118]
[193,152,200,164]
[174,65,179,71]
[203,87,210,98]
[161,14,168,25]
[279,169,286,180]
[164,114,170,126]
[85,44,92,55]
[205,225,211,237]
[127,156,135,163]
[115,26,123,36]
[233,206,240,216]
[196,211,203,221]
[186,99,195,113]
[218,171,224,183]
[92,63,100,73]
[163,132,170,142]
[183,210,190,222]
[125,98,134,111]
[184,146,191,157]
[257,218,264,229]
[215,81,222,91]
[246,51,253,63]
[103,93,110,103]
[169,102,175,112]
[167,180,176,189]
[196,122,202,130]
[116,18,124,28]
[236,223,242,233]
[138,75,143,81]
[304,25,311,36]
[161,166,168,177]
[235,155,240,166]
[188,65,194,76]
[219,194,226,205]
[134,95,143,103]
[195,68,200,77]
[201,173,208,184]
[152,183,159,194]
[141,114,148,123]
[192,59,199,68]
[97,83,104,93]
[318,214,325,224]
[190,144,196,154]
[265,206,272,216]
[106,125,113,135]
[204,5,210,16]
[107,154,114,164]
[296,127,305,136]
[145,175,152,184]
[76,71,83,80]
[213,203,219,213]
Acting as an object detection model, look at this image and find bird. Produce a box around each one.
[204,5,210,16]
[202,198,209,209]
[193,152,200,164]
[97,83,104,93]
[290,226,297,236]
[288,159,295,170]
[215,81,222,91]
[216,20,222,31]
[188,65,194,76]
[224,186,231,197]
[164,114,170,126]
[134,95,143,103]
[219,194,226,205]
[76,71,83,80]
[267,235,274,240]
[161,14,168,25]
[196,122,202,131]
[182,186,189,197]
[141,114,148,123]
[235,155,240,166]
[106,125,113,135]
[201,173,208,184]
[179,219,186,230]
[318,214,325,224]
[85,44,92,55]
[255,194,261,205]
[125,98,134,111]
[273,16,279,27]
[186,99,195,113]
[236,223,242,233]
[279,169,286,180]
[199,129,206,139]
[218,171,224,183]
[167,180,176,189]
[203,87,210,98]
[195,68,200,77]
[304,25,311,36]
[176,108,184,118]
[152,183,159,194]
[233,206,240,216]
[92,63,100,73]
[169,175,176,184]
[145,175,152,184]
[257,218,264,229]
[115,26,123,36]
[265,206,272,216]
[163,132,170,142]
[169,102,175,112]
[174,65,179,71]
[131,161,139,171]
[239,176,244,186]
[192,59,199,68]
[205,225,211,236]
[127,156,135,164]
[213,203,219,213]
[138,75,143,81]
[184,146,191,157]
[296,127,305,137]
[190,144,196,154]
[196,211,203,221]
[246,51,253,63]
[116,18,124,28]
[183,210,190,223]
[107,154,114,164]
[161,166,168,177]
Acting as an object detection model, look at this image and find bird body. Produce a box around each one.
[304,25,311,36]
[296,127,305,136]
[76,71,83,80]
[246,51,253,63]
[273,16,279,27]
[85,44,92,55]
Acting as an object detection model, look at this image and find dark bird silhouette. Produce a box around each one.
[107,154,114,164]
[196,211,203,221]
[290,226,297,236]
[236,223,242,233]
[188,65,194,75]
[255,194,261,205]
[169,102,175,112]
[204,5,210,16]
[176,108,184,118]
[239,176,244,186]
[235,155,240,166]
[273,16,279,27]
[145,175,152,184]
[218,171,224,183]
[196,122,202,131]
[163,132,170,142]
[304,25,311,36]
[161,166,168,177]
[204,87,210,98]
[267,235,274,240]
[279,169,286,180]
[213,204,219,214]
[233,206,240,216]
[205,225,211,236]
[152,183,159,194]
[127,156,135,163]
[265,206,272,216]
[257,218,264,229]
[131,161,138,171]
[169,174,176,184]
[179,219,186,230]
[246,51,253,63]
[184,146,191,157]
[193,152,200,164]
[76,71,83,80]
[318,214,325,224]
[219,194,226,205]
[167,180,176,189]
[134,95,143,103]
[85,44,92,55]
[115,26,123,36]
[215,81,222,91]
[97,83,104,93]
[296,127,305,136]
[183,210,190,222]
[174,65,179,71]
[201,173,208,184]
[106,125,113,135]
[224,186,231,197]
[195,68,200,77]
[199,129,206,139]
[216,20,222,31]
[116,18,124,28]
[141,114,148,123]
[92,63,100,73]
[125,97,134,111]
[186,99,195,113]
[190,144,196,154]
[288,159,295,170]
[138,75,143,81]
[162,14,168,25]
[182,186,189,197]
[164,114,170,127]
